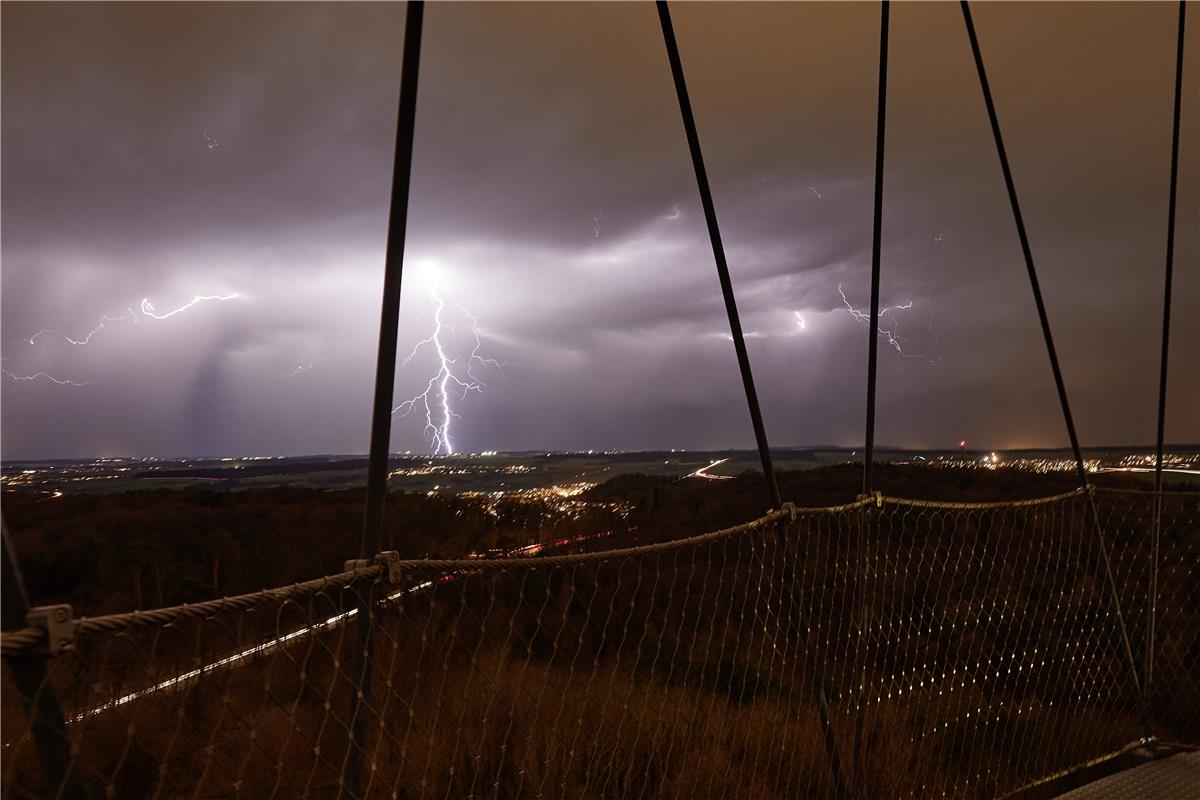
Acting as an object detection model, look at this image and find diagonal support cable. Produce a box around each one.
[656,0,782,510]
[862,2,890,498]
[1148,0,1187,708]
[959,0,1148,738]
[345,3,425,798]
[655,4,846,797]
[857,5,890,794]
[361,3,425,560]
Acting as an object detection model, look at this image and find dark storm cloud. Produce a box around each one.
[2,2,1197,459]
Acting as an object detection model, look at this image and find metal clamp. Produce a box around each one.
[856,491,884,508]
[26,604,75,654]
[343,551,402,584]
[374,551,402,584]
[780,502,798,522]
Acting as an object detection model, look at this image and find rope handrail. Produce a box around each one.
[879,487,1087,510]
[0,627,44,657]
[2,486,1191,656]
[3,486,1154,654]
[1094,485,1200,497]
[12,484,1182,651]
[0,510,794,655]
[2,562,384,656]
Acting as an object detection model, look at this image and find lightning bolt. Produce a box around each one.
[794,312,807,330]
[139,293,240,320]
[22,294,240,347]
[838,283,941,365]
[26,308,139,346]
[393,282,502,455]
[1,368,91,386]
[8,292,242,386]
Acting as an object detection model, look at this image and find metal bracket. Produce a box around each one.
[374,551,402,584]
[856,491,884,508]
[779,502,798,522]
[343,551,402,584]
[26,604,75,654]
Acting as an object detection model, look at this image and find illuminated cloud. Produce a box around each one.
[1,2,1196,458]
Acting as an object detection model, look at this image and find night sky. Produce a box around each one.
[2,2,1197,460]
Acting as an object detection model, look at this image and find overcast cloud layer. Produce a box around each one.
[2,2,1197,460]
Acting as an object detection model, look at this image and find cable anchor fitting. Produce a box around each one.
[344,551,402,584]
[856,492,884,508]
[26,604,75,654]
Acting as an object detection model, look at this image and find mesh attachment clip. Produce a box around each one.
[26,604,75,653]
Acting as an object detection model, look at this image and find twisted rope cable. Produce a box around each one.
[371,506,797,573]
[2,563,383,655]
[880,487,1086,510]
[0,506,830,655]
[1094,486,1200,497]
[4,488,1148,657]
[0,627,45,656]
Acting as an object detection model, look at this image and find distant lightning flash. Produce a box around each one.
[838,283,941,365]
[139,293,240,320]
[1,368,91,386]
[201,121,220,150]
[23,294,240,347]
[280,342,352,379]
[393,279,502,455]
[9,292,242,386]
[26,308,138,346]
[794,312,807,330]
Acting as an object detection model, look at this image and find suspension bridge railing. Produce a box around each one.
[2,487,1197,799]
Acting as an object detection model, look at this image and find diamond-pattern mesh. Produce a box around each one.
[2,489,1196,799]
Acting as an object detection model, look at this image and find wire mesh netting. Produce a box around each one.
[2,489,1197,799]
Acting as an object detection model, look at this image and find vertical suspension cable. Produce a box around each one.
[1148,0,1186,714]
[346,4,425,798]
[857,6,889,794]
[959,0,1148,734]
[656,0,782,509]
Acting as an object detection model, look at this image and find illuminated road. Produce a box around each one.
[688,458,733,481]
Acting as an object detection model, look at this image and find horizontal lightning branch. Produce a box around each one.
[6,292,242,387]
[838,283,941,365]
